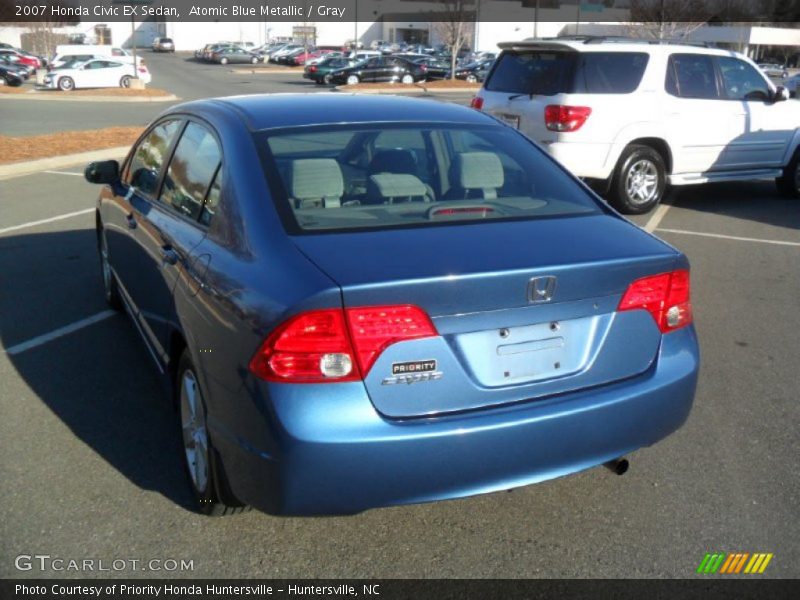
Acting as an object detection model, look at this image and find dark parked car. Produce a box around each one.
[454,58,495,83]
[212,46,260,65]
[0,63,25,86]
[326,56,426,85]
[304,56,355,84]
[85,94,698,516]
[410,57,451,80]
[0,55,31,79]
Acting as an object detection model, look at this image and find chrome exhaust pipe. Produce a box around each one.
[604,457,629,475]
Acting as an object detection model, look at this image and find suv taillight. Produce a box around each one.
[544,105,592,132]
[617,270,692,333]
[249,305,437,383]
[470,96,484,110]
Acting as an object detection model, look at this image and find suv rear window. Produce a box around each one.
[486,51,648,95]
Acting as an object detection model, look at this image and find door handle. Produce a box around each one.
[160,245,178,266]
[125,213,137,229]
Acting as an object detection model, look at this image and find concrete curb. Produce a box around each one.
[0,146,131,181]
[333,84,480,95]
[0,91,179,103]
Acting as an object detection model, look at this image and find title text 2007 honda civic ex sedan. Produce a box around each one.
[84,94,699,516]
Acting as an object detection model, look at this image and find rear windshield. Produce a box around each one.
[259,124,600,233]
[486,51,649,95]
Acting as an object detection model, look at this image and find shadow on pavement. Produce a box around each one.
[0,228,194,511]
[667,180,800,231]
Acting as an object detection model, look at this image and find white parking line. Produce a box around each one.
[43,170,83,177]
[643,203,671,233]
[4,310,116,356]
[656,228,800,247]
[0,208,93,235]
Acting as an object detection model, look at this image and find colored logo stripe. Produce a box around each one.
[698,552,773,574]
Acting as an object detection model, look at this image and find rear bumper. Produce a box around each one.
[542,141,615,180]
[212,327,699,515]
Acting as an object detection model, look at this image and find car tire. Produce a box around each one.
[98,226,122,311]
[251,56,258,64]
[58,76,74,91]
[608,144,667,214]
[776,148,800,199]
[401,74,414,84]
[346,74,360,85]
[120,75,132,88]
[323,74,333,85]
[220,57,228,65]
[466,74,478,83]
[177,351,247,516]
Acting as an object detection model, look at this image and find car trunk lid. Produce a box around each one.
[291,215,678,418]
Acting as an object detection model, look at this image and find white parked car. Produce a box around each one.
[472,38,800,212]
[42,58,151,91]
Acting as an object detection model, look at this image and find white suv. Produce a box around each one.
[472,37,800,213]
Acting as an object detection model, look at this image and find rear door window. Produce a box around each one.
[666,54,720,99]
[160,121,222,221]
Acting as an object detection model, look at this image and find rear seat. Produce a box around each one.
[449,152,504,200]
[289,158,343,209]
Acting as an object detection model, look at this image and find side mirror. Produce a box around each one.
[773,86,789,102]
[84,160,119,184]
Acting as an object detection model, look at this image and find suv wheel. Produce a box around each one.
[776,149,800,199]
[609,145,667,214]
[177,351,247,516]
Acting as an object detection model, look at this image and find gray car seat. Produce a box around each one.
[289,158,343,209]
[449,152,504,200]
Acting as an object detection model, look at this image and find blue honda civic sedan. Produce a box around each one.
[85,94,699,516]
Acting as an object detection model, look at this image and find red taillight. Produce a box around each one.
[138,67,147,73]
[470,96,484,110]
[309,65,317,72]
[617,270,692,333]
[249,305,437,383]
[544,105,592,132]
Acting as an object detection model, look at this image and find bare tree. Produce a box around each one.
[626,0,717,40]
[430,0,476,80]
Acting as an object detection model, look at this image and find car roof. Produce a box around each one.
[171,93,496,132]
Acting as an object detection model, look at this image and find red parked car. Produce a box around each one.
[290,49,333,66]
[0,49,41,70]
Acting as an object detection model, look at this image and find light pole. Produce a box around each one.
[354,0,358,50]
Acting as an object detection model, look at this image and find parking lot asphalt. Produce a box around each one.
[1,161,798,577]
[2,52,476,137]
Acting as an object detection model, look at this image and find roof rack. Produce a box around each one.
[573,35,715,48]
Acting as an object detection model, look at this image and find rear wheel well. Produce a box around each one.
[625,138,672,175]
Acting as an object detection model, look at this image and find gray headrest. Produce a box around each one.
[290,159,344,206]
[367,173,428,201]
[454,152,504,198]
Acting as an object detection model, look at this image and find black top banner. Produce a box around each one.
[1,0,799,23]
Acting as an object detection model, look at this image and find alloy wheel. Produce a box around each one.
[180,370,209,494]
[625,159,659,206]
